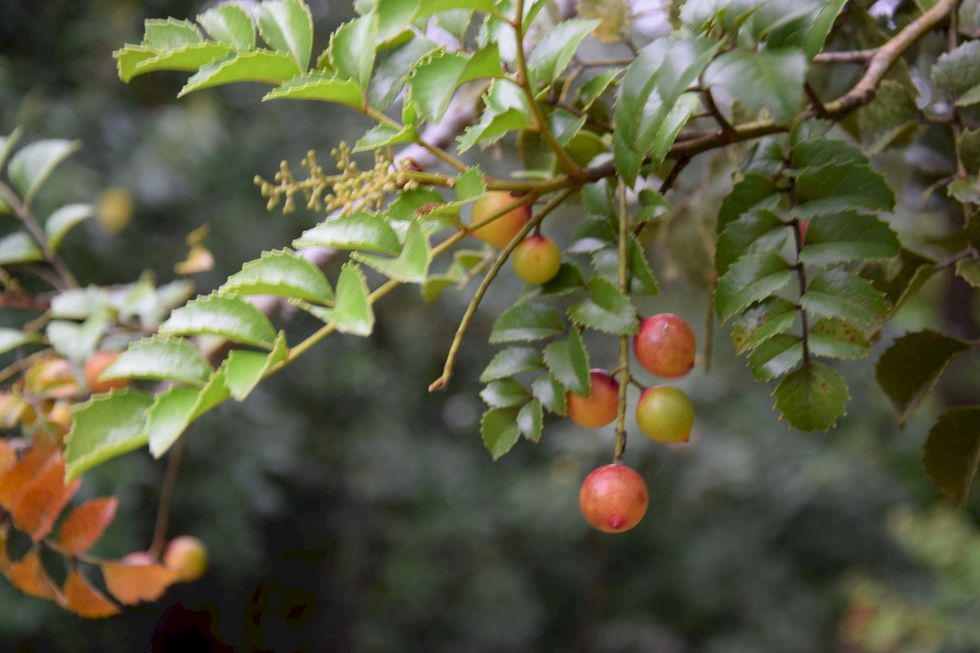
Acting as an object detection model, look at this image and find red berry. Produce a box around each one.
[512,235,561,285]
[579,463,649,533]
[163,536,208,582]
[468,191,531,247]
[567,370,619,428]
[633,314,696,379]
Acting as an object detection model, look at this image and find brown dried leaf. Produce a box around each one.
[58,497,118,555]
[578,0,630,42]
[63,568,120,618]
[10,455,81,541]
[5,550,60,600]
[0,445,57,509]
[102,561,177,605]
[24,358,79,399]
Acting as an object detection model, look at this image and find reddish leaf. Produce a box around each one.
[63,568,120,618]
[102,561,177,605]
[58,497,118,555]
[0,445,57,509]
[4,550,60,600]
[10,456,81,541]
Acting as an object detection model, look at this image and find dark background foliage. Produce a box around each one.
[0,1,978,652]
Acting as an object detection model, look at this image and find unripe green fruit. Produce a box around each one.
[567,370,619,428]
[512,235,561,285]
[468,191,531,247]
[579,463,648,533]
[163,536,208,582]
[636,385,694,444]
[633,313,696,379]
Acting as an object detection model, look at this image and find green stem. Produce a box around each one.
[0,181,78,289]
[364,106,469,174]
[512,0,582,178]
[614,182,630,463]
[428,188,576,392]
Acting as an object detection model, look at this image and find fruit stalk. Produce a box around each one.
[614,182,630,462]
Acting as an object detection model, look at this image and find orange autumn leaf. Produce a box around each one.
[5,550,60,600]
[0,445,57,509]
[58,497,118,555]
[0,439,16,476]
[63,568,119,618]
[10,455,80,541]
[102,561,177,605]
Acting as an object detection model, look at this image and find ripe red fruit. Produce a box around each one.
[468,191,531,247]
[567,370,619,428]
[633,313,696,379]
[636,385,694,444]
[84,351,127,394]
[163,536,208,582]
[579,463,649,533]
[512,235,561,285]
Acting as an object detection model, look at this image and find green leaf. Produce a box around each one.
[0,328,38,356]
[717,174,779,235]
[179,50,302,97]
[197,3,256,50]
[145,371,230,458]
[409,46,505,123]
[923,407,980,505]
[773,362,849,432]
[46,314,107,365]
[368,37,438,110]
[875,330,969,425]
[454,167,486,202]
[220,331,288,401]
[613,36,718,185]
[480,346,544,382]
[568,277,638,335]
[857,79,919,150]
[256,0,313,70]
[456,79,533,152]
[956,127,980,174]
[577,69,620,110]
[956,82,980,107]
[376,0,495,43]
[543,327,590,395]
[518,399,543,442]
[794,163,895,217]
[353,220,431,283]
[809,319,871,360]
[955,258,980,287]
[800,0,847,58]
[931,40,980,96]
[45,204,93,252]
[481,407,521,460]
[747,333,803,381]
[590,238,660,296]
[490,302,565,343]
[113,46,157,82]
[0,127,23,176]
[318,263,375,336]
[261,72,364,108]
[160,294,278,348]
[481,379,530,407]
[715,208,789,276]
[220,249,333,304]
[328,14,378,89]
[293,211,401,254]
[0,232,44,265]
[730,297,799,354]
[101,337,213,386]
[801,269,889,327]
[800,211,901,266]
[648,92,701,166]
[7,139,81,206]
[705,49,807,123]
[715,252,795,323]
[540,262,587,297]
[66,390,154,481]
[131,43,236,79]
[143,18,202,49]
[531,373,567,415]
[527,19,599,87]
[353,123,417,152]
[947,178,980,204]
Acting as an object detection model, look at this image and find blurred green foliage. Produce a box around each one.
[0,1,978,652]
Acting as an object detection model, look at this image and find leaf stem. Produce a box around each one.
[148,435,186,558]
[428,188,576,392]
[0,181,78,289]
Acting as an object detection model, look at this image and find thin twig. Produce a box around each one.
[613,182,630,463]
[813,48,878,63]
[804,82,831,119]
[428,189,576,392]
[148,435,186,558]
[0,182,78,289]
[701,86,735,136]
